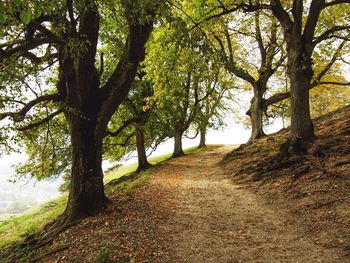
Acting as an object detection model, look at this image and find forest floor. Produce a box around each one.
[2,107,350,263]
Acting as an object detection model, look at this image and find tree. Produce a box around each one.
[146,50,223,157]
[209,10,285,142]
[183,0,350,145]
[128,82,154,171]
[269,0,350,152]
[0,0,159,232]
[104,73,165,172]
[195,79,232,148]
[143,8,234,156]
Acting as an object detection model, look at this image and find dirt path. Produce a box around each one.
[151,145,342,262]
[29,145,345,262]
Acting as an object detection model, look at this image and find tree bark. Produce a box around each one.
[248,84,266,142]
[287,40,316,146]
[62,114,108,223]
[135,127,151,171]
[269,0,320,154]
[199,127,206,148]
[173,129,184,157]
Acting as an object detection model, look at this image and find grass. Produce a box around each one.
[0,214,17,223]
[0,145,205,249]
[113,166,156,196]
[0,196,66,248]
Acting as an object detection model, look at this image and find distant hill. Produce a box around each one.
[0,177,61,214]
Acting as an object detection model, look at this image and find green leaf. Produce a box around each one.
[34,5,42,18]
[20,10,31,25]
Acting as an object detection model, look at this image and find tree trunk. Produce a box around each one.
[173,129,184,157]
[136,127,151,172]
[248,85,266,142]
[287,45,316,144]
[61,114,108,225]
[199,127,206,148]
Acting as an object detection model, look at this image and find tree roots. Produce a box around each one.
[3,215,81,262]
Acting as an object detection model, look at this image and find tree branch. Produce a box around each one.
[16,109,63,132]
[270,0,293,33]
[105,117,139,138]
[0,37,53,61]
[67,0,78,33]
[114,132,135,148]
[190,5,243,30]
[292,0,303,35]
[311,40,346,86]
[313,26,350,48]
[213,31,255,84]
[29,22,63,43]
[303,0,324,47]
[317,81,350,86]
[264,91,290,108]
[255,11,267,66]
[323,0,350,8]
[96,15,154,140]
[0,94,60,122]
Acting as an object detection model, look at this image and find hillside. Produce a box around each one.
[222,104,350,259]
[1,106,350,262]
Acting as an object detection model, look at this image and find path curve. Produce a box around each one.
[151,145,342,262]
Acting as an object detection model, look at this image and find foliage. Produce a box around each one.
[310,77,350,118]
[104,74,166,163]
[144,15,232,141]
[15,115,71,181]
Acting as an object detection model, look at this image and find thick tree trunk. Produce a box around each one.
[136,128,151,172]
[287,46,316,144]
[248,85,266,142]
[173,129,184,157]
[199,127,206,148]
[280,40,316,155]
[60,115,108,225]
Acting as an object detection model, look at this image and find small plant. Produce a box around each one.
[58,241,70,250]
[18,249,36,263]
[95,244,110,263]
[237,173,249,181]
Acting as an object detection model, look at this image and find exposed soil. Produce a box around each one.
[156,146,344,262]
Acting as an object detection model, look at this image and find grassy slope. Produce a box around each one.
[0,146,200,248]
